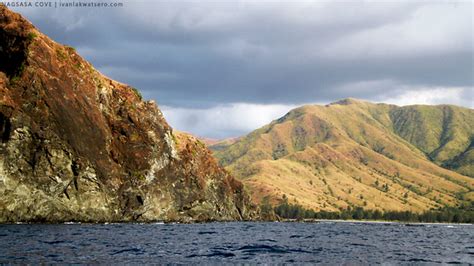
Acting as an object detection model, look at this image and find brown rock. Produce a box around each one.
[0,5,258,223]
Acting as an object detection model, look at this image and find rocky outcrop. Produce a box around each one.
[0,5,257,223]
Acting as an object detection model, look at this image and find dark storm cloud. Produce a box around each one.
[14,1,473,108]
[10,1,473,137]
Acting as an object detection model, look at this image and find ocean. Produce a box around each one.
[0,221,472,264]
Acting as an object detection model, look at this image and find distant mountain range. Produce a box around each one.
[211,98,474,212]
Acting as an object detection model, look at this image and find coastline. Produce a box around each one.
[4,219,473,226]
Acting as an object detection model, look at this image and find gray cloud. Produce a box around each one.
[10,1,473,137]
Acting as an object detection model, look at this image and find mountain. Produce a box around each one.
[211,98,474,213]
[176,131,238,147]
[0,6,257,223]
[389,104,474,177]
[201,137,241,151]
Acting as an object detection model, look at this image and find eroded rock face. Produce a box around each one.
[0,5,257,223]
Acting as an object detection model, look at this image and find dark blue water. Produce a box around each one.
[0,222,472,264]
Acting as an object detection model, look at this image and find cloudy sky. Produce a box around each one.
[12,1,473,138]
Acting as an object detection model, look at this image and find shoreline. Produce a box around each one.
[290,219,473,226]
[3,220,472,225]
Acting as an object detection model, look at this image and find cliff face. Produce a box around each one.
[0,6,257,223]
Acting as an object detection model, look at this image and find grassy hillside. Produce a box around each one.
[211,99,474,213]
[389,105,474,177]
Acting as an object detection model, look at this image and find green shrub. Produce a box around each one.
[27,32,37,41]
[130,87,143,101]
[57,49,67,61]
[65,45,76,52]
[10,76,20,83]
[10,62,26,82]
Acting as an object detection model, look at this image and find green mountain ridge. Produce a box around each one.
[211,98,474,213]
[390,104,474,176]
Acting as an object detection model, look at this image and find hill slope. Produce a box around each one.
[389,104,474,177]
[0,6,256,223]
[212,98,474,212]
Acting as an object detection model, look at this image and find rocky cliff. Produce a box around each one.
[0,5,257,223]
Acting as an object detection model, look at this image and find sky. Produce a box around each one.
[11,0,473,139]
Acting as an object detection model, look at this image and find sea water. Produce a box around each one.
[0,222,472,264]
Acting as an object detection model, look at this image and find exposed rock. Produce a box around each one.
[0,5,257,223]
